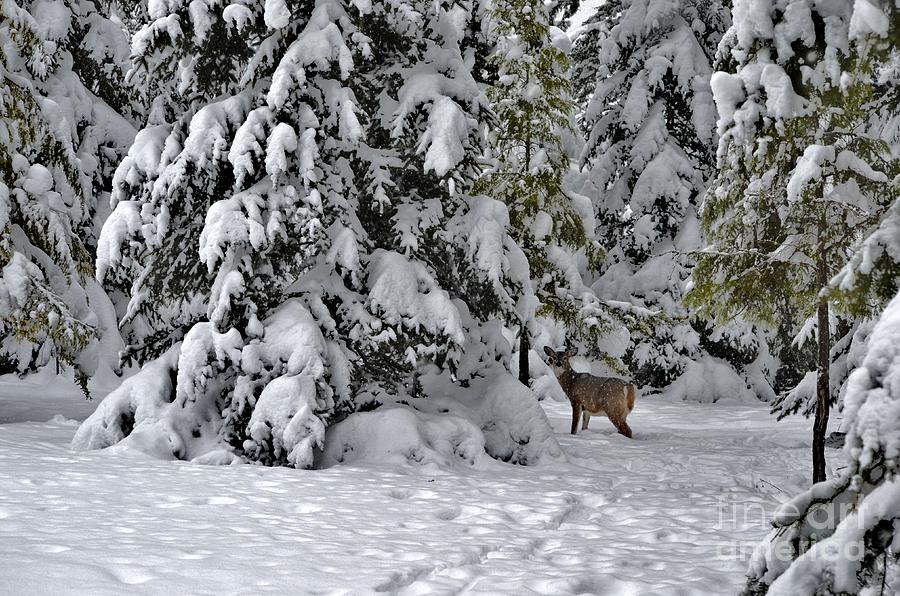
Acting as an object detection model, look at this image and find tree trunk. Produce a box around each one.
[518,326,530,386]
[518,68,531,389]
[812,255,830,484]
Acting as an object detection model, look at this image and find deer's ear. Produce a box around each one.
[543,346,554,357]
[566,346,577,357]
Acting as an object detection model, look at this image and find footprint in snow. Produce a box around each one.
[654,529,676,542]
[388,488,411,500]
[435,506,461,521]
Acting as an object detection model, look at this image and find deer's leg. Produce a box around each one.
[582,411,591,430]
[571,403,582,435]
[611,416,633,439]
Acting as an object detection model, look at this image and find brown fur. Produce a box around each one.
[544,347,637,438]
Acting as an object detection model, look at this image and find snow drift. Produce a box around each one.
[317,369,567,470]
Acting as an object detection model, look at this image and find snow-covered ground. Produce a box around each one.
[0,380,841,595]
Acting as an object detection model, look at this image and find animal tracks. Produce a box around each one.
[373,544,498,592]
[371,493,599,594]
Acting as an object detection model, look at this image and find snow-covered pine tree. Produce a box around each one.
[475,0,612,386]
[570,0,757,393]
[691,0,898,483]
[743,2,900,593]
[0,0,135,390]
[740,0,900,420]
[745,293,900,595]
[832,0,900,318]
[75,0,552,466]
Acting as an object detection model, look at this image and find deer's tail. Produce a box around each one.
[626,384,636,411]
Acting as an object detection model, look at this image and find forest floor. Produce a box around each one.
[0,376,842,595]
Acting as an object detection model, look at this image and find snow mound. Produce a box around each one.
[418,368,565,466]
[318,406,489,469]
[662,355,758,403]
[47,414,79,427]
[319,368,564,470]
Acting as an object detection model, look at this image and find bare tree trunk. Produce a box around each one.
[813,254,830,484]
[518,326,530,386]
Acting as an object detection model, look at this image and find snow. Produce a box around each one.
[759,63,806,119]
[849,0,889,40]
[0,252,35,311]
[228,106,271,188]
[732,0,776,50]
[147,0,184,20]
[70,346,180,456]
[417,368,565,466]
[95,200,142,281]
[710,71,745,130]
[786,144,834,202]
[451,195,530,310]
[0,370,119,424]
[843,293,900,472]
[663,355,760,403]
[764,476,900,595]
[264,122,298,183]
[266,10,353,109]
[30,0,71,41]
[264,0,291,29]
[0,376,839,595]
[222,4,253,31]
[565,0,605,34]
[319,406,490,468]
[776,370,817,417]
[419,97,470,177]
[73,299,337,467]
[247,375,325,469]
[187,0,213,43]
[366,250,465,346]
[3,0,891,591]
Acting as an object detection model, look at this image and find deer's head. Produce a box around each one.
[543,345,576,378]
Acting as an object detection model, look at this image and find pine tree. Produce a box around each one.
[745,295,900,595]
[75,0,554,466]
[831,0,900,316]
[0,0,135,389]
[475,0,610,386]
[690,0,898,483]
[743,2,900,593]
[570,0,755,393]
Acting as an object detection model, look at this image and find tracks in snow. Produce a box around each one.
[374,493,595,594]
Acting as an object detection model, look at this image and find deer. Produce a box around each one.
[543,346,637,438]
